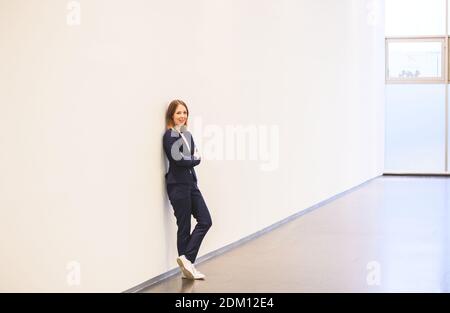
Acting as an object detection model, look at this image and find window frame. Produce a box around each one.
[385,36,447,84]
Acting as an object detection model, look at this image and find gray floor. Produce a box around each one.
[142,175,450,293]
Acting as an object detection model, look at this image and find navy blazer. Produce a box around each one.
[163,128,201,184]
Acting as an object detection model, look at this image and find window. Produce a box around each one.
[386,38,445,83]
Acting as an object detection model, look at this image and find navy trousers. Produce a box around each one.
[166,181,212,264]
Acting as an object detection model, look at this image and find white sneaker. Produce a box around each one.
[176,255,195,280]
[191,264,206,279]
[179,262,206,279]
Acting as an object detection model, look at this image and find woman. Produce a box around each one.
[163,99,212,280]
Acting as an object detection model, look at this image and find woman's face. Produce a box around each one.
[172,104,188,127]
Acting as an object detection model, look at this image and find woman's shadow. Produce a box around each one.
[180,277,196,293]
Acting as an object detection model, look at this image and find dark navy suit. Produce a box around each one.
[163,128,212,264]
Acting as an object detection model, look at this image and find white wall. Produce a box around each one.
[0,0,385,292]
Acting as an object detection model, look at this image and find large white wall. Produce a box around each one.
[0,0,385,292]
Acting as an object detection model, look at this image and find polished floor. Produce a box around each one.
[142,176,450,293]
